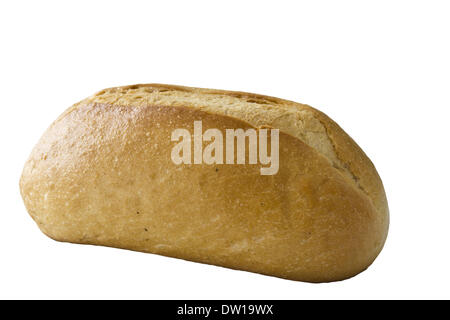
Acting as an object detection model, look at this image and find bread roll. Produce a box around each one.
[19,84,389,282]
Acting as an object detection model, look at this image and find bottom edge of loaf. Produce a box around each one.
[40,228,378,284]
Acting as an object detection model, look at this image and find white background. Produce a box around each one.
[1,1,449,299]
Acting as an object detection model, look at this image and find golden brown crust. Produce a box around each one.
[20,84,389,282]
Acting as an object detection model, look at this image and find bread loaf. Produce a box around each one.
[20,84,389,282]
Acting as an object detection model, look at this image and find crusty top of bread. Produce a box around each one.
[74,84,387,218]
